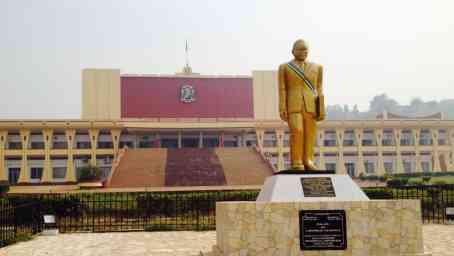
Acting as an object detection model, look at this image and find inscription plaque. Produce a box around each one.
[301,177,336,197]
[299,210,347,250]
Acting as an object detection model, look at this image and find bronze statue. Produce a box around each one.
[278,39,326,170]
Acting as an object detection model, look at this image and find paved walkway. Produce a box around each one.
[0,225,452,255]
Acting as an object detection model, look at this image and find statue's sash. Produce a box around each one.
[287,62,317,96]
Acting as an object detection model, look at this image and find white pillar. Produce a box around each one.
[275,129,285,171]
[335,128,346,174]
[413,129,423,173]
[354,128,365,177]
[431,129,441,172]
[65,129,77,183]
[0,131,7,181]
[255,129,265,152]
[41,129,54,183]
[374,129,385,176]
[17,129,30,183]
[393,129,405,174]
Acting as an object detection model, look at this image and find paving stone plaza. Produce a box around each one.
[0,225,451,256]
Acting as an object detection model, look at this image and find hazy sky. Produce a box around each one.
[1,0,453,118]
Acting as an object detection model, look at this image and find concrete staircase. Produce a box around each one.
[106,147,273,188]
[107,148,167,188]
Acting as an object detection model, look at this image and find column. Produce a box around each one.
[111,129,121,159]
[41,129,54,183]
[65,129,77,183]
[178,131,182,148]
[354,128,365,177]
[393,129,405,174]
[155,133,161,148]
[17,129,30,183]
[219,132,225,147]
[449,129,454,170]
[317,130,326,170]
[255,129,265,152]
[431,129,441,172]
[198,132,203,148]
[89,128,99,166]
[412,129,423,172]
[275,129,285,171]
[335,128,346,174]
[374,129,385,175]
[241,131,247,147]
[0,131,7,181]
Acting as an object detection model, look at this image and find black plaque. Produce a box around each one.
[301,177,336,197]
[299,210,347,250]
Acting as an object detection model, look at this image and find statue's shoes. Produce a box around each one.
[303,161,318,170]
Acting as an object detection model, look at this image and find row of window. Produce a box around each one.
[7,166,112,184]
[4,139,450,151]
[8,167,66,184]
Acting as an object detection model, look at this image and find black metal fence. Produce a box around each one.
[0,198,42,247]
[1,185,454,247]
[365,185,454,224]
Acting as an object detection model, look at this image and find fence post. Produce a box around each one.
[196,197,199,231]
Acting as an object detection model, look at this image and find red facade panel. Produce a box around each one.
[121,76,253,118]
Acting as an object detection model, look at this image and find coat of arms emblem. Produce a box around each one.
[180,85,196,103]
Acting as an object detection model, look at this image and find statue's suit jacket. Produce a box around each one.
[278,61,323,115]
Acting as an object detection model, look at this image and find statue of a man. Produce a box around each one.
[278,39,326,170]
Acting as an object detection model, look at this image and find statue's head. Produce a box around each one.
[292,39,309,61]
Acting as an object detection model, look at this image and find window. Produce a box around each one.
[362,139,374,146]
[343,140,355,146]
[120,141,134,148]
[345,163,355,177]
[52,167,66,179]
[77,142,91,149]
[324,140,336,147]
[98,142,113,149]
[326,163,336,172]
[382,139,394,146]
[400,139,412,146]
[8,168,20,184]
[421,162,431,172]
[246,140,257,147]
[403,161,412,173]
[203,138,219,148]
[53,142,68,149]
[365,161,375,174]
[8,142,22,149]
[224,141,238,147]
[31,142,45,149]
[263,140,276,147]
[30,167,43,180]
[384,162,393,174]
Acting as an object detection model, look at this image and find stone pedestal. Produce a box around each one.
[208,173,430,255]
[212,200,429,256]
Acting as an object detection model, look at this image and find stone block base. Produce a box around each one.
[212,200,430,256]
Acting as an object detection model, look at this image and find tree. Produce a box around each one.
[77,164,102,182]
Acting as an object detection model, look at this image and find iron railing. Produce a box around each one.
[0,198,42,247]
[1,185,454,247]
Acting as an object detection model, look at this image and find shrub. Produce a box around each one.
[378,175,388,182]
[358,173,366,180]
[363,188,394,199]
[433,180,447,186]
[0,180,10,196]
[422,176,432,184]
[387,177,409,187]
[407,179,423,186]
[77,165,102,182]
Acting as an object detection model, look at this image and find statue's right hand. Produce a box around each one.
[280,111,288,122]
